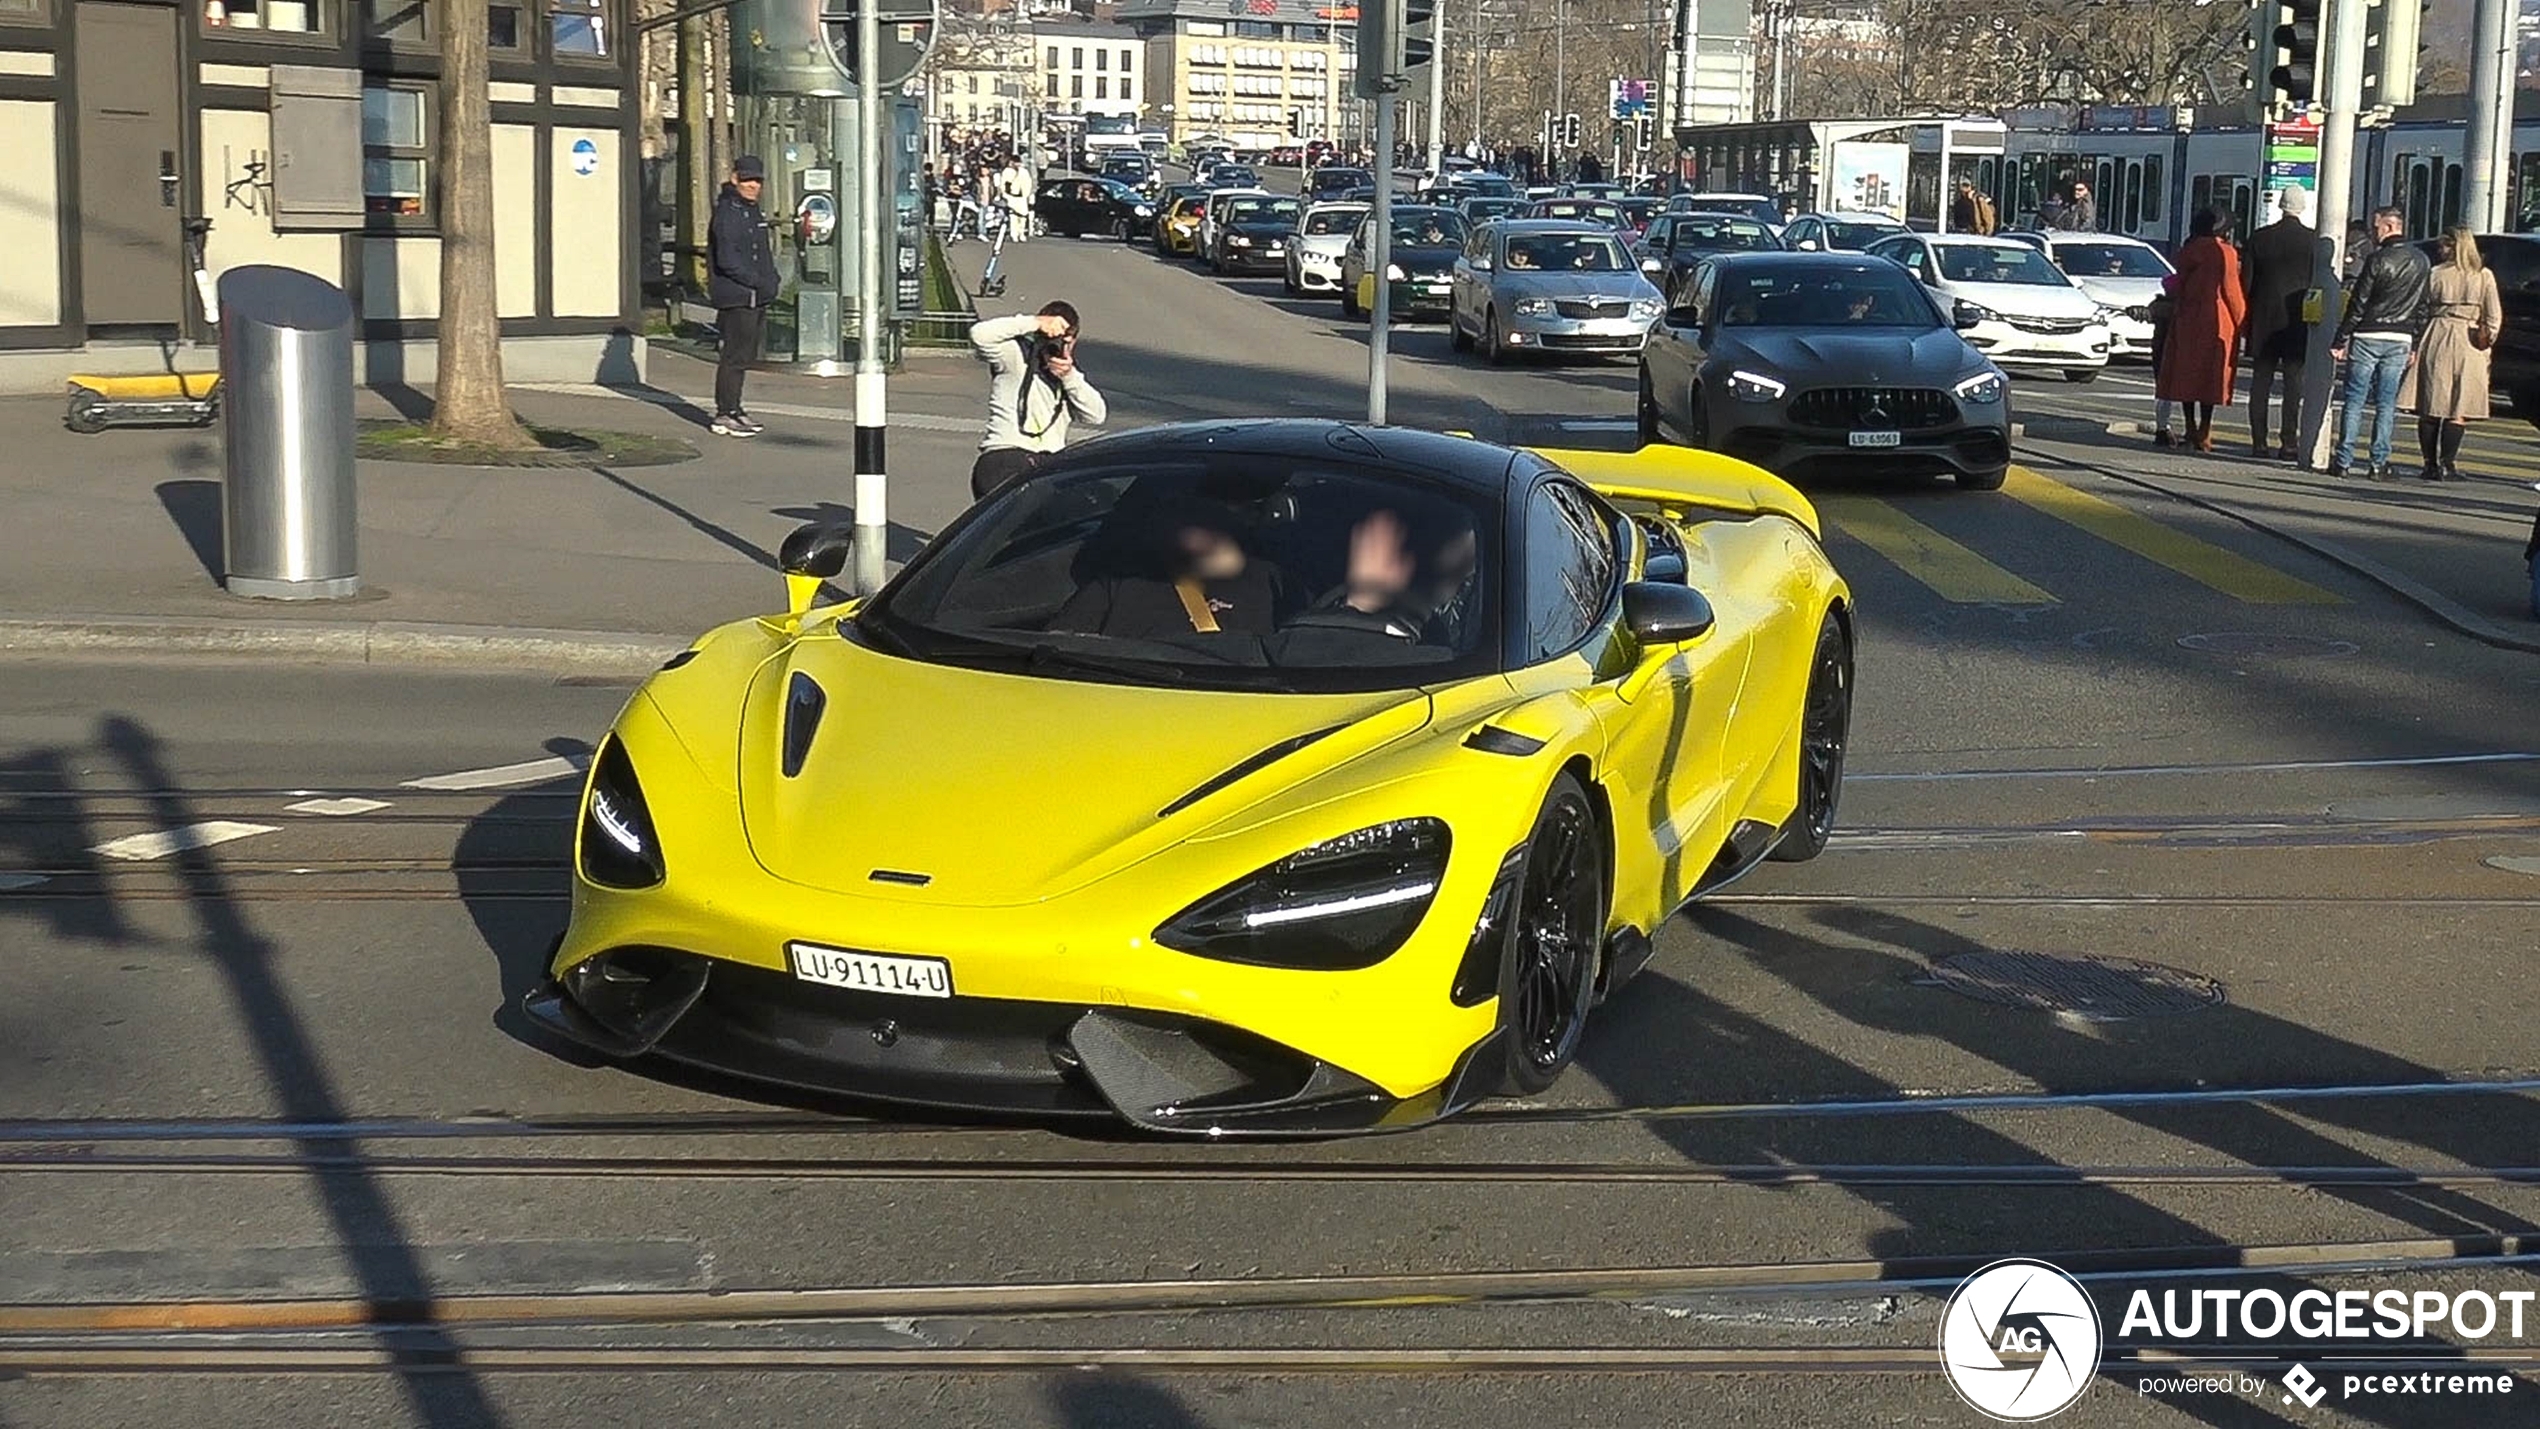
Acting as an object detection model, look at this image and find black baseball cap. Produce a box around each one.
[733,154,766,180]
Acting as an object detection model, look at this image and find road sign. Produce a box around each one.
[1609,78,1654,120]
[822,0,939,89]
[2264,118,2320,195]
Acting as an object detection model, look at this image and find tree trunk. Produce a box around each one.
[679,15,711,296]
[430,0,533,447]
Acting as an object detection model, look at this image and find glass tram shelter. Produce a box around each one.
[1674,116,2008,229]
[728,0,928,370]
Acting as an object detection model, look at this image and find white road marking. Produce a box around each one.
[91,822,279,862]
[401,755,589,792]
[0,872,48,891]
[284,797,392,817]
[1853,752,2540,783]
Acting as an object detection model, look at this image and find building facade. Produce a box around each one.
[0,0,644,393]
[924,25,1041,132]
[1114,0,1359,150]
[1035,18,1141,121]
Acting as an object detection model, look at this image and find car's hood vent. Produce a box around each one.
[781,672,825,778]
[1158,725,1349,819]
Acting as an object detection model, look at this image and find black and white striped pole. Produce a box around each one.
[852,0,889,596]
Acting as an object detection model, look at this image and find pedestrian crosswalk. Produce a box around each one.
[1815,465,2347,608]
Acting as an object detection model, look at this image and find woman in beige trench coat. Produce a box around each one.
[2403,227,2505,482]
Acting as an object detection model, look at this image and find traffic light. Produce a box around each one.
[1288,109,1305,138]
[2363,0,2426,108]
[1634,115,1653,152]
[2252,0,2321,114]
[1559,112,1582,149]
[1354,0,1434,95]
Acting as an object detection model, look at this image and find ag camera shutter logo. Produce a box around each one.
[1939,1258,2103,1420]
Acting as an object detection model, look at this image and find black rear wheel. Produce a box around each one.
[1488,773,1608,1096]
[1768,612,1852,863]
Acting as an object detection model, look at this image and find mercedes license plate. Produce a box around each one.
[1849,430,1903,448]
[1424,282,1451,296]
[788,942,953,998]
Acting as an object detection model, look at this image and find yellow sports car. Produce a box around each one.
[1156,195,1206,257]
[526,421,1852,1135]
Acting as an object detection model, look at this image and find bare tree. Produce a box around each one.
[429,0,531,447]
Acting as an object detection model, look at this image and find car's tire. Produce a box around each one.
[1635,365,1662,444]
[1483,309,1508,366]
[1486,771,1609,1096]
[1342,280,1362,317]
[1767,612,1852,864]
[1450,308,1473,351]
[1955,465,2009,491]
[2064,366,2100,383]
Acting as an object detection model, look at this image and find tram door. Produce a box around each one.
[2087,154,2165,241]
[2188,174,2255,240]
[2390,153,2464,238]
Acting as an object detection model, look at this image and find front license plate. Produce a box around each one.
[1425,283,1452,296]
[788,942,953,998]
[1849,430,1903,448]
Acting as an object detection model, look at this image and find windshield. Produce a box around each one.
[1670,216,1779,252]
[1461,176,1516,196]
[1392,210,1466,245]
[1685,196,1782,225]
[1464,199,1524,221]
[1303,205,1366,235]
[2054,242,2173,278]
[1503,233,1629,272]
[1936,244,2072,286]
[1312,168,1370,191]
[862,456,1501,694]
[1538,201,1623,227]
[1714,265,1942,328]
[1227,197,1301,225]
[1822,220,1905,249]
[1086,115,1135,136]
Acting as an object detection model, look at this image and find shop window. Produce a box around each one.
[204,0,324,33]
[362,85,430,219]
[551,0,606,57]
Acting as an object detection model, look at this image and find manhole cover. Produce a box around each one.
[1918,951,2224,1020]
[2176,632,2358,657]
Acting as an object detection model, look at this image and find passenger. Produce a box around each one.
[1050,498,1289,639]
[1506,244,1538,269]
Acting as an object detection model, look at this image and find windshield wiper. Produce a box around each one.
[1021,643,1298,693]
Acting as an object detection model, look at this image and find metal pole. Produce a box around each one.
[1426,0,1446,176]
[1369,94,1395,425]
[852,0,888,595]
[1770,5,1788,122]
[1554,0,1566,164]
[2298,0,2369,470]
[2464,0,2512,231]
[1469,4,1482,152]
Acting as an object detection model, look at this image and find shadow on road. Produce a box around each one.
[1046,1372,1214,1428]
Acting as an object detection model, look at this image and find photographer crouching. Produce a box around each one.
[968,303,1107,500]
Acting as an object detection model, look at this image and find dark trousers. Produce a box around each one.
[715,305,763,418]
[2248,350,2303,451]
[969,446,1040,500]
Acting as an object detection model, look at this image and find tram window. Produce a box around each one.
[2228,181,2253,238]
[2190,174,2212,216]
[2121,164,2142,232]
[2442,164,2463,231]
[2141,155,2162,224]
[2516,152,2540,229]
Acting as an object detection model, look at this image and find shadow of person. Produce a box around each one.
[1046,1372,1213,1429]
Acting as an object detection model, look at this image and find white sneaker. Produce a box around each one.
[711,414,757,438]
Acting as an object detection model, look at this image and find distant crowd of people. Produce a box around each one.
[926,128,1038,241]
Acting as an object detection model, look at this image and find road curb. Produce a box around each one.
[2025,451,2540,656]
[0,615,691,674]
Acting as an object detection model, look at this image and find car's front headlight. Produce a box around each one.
[1958,301,2002,324]
[1726,369,1787,403]
[1630,298,1662,319]
[1513,296,1552,316]
[580,739,664,889]
[1134,205,1154,217]
[1954,371,2006,404]
[1229,234,1252,247]
[1385,263,1406,281]
[2093,304,2123,323]
[1154,818,1451,970]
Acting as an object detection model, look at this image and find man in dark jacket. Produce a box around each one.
[2241,185,2315,458]
[707,155,781,438]
[2329,205,2434,479]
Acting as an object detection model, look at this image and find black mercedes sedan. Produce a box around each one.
[1636,252,2012,490]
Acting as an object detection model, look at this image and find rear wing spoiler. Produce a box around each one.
[1525,443,1821,537]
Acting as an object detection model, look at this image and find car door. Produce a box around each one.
[1451,225,1492,333]
[1342,217,1371,297]
[1643,261,1715,428]
[1518,475,1742,910]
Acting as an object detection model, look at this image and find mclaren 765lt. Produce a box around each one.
[526,420,1852,1136]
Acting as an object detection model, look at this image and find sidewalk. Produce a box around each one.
[0,354,992,674]
[2018,416,2540,651]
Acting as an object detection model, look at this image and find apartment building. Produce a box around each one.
[1115,0,1360,149]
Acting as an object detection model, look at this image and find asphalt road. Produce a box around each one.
[7,229,2540,1428]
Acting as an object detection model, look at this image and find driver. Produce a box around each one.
[1049,497,1289,640]
[1506,245,1538,270]
[1290,509,1477,642]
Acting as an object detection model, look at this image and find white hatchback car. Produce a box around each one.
[2010,231,2174,360]
[1285,200,1368,295]
[1868,232,2112,381]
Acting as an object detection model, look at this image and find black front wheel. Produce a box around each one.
[1767,612,1852,863]
[1487,772,1609,1096]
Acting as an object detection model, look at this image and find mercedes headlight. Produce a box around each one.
[1513,296,1552,316]
[580,739,664,889]
[1154,818,1451,970]
[1385,262,1406,281]
[1954,371,2005,404]
[1726,369,1787,403]
[1630,298,1662,319]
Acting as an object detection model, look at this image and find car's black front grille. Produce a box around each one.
[1787,387,1959,430]
[1553,297,1637,320]
[2010,315,2091,334]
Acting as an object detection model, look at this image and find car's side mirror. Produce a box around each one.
[1640,256,1663,273]
[1665,304,1704,330]
[1623,581,1715,645]
[1952,300,1986,330]
[1795,238,1819,251]
[778,522,854,622]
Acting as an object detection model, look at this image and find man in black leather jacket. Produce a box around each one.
[2329,206,2432,478]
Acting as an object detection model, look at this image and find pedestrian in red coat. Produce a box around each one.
[2155,205,2249,452]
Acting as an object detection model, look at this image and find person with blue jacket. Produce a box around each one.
[707,155,782,437]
